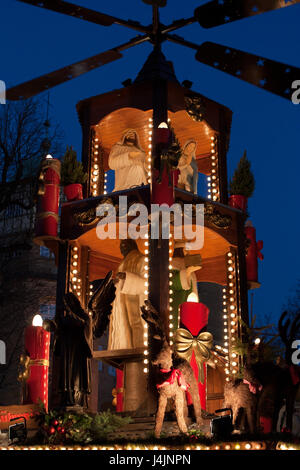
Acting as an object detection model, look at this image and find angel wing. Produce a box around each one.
[63,292,87,326]
[88,271,116,338]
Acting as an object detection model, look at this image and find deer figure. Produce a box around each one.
[141,300,203,438]
[277,310,300,432]
[225,311,300,434]
[223,358,262,434]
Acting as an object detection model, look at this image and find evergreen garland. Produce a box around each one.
[229,151,255,198]
[36,404,132,445]
[60,146,88,186]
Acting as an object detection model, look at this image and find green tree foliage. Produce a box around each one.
[36,405,132,445]
[60,146,87,186]
[229,151,255,198]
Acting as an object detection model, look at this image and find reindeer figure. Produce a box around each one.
[277,310,300,433]
[224,311,300,434]
[223,361,262,434]
[141,301,203,438]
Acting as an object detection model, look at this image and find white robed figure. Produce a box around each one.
[177,139,198,194]
[108,129,147,192]
[108,240,146,350]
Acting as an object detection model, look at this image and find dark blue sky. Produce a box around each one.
[1,0,300,324]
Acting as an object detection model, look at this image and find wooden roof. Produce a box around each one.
[76,80,232,139]
[76,224,230,285]
[95,107,215,174]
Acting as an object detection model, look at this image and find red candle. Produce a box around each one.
[154,127,171,144]
[152,167,178,206]
[179,300,210,410]
[245,223,263,284]
[35,157,61,238]
[116,369,124,412]
[24,324,50,412]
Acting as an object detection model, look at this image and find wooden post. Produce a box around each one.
[236,214,249,328]
[147,73,170,414]
[218,109,229,205]
[50,241,69,408]
[80,103,92,198]
[149,76,170,330]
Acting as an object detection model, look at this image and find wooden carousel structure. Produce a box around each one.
[9,0,300,420]
[41,48,248,415]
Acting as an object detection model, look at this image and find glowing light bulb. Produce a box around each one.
[187,292,198,303]
[32,314,43,327]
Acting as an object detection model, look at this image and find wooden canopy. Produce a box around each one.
[94,107,215,175]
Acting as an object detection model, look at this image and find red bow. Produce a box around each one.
[157,369,190,391]
[289,365,300,386]
[257,240,264,260]
[243,379,262,394]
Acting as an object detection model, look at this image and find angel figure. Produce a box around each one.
[177,140,198,194]
[50,272,116,408]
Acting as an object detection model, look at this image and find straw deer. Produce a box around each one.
[141,300,203,438]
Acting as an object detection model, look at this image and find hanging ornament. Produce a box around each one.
[185,95,206,122]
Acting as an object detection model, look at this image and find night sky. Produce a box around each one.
[1,0,300,325]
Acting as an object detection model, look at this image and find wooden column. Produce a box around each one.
[149,77,170,331]
[218,108,229,205]
[80,103,93,199]
[146,76,170,415]
[236,214,249,328]
[51,241,69,408]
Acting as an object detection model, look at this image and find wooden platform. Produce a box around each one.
[93,348,144,369]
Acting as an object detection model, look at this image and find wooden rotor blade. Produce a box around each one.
[17,0,149,33]
[142,0,167,6]
[195,0,300,29]
[7,50,121,100]
[196,41,300,100]
[7,35,149,100]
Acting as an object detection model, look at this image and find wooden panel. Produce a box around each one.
[168,110,215,156]
[197,255,227,286]
[206,365,225,414]
[95,107,216,172]
[89,252,120,281]
[0,404,39,431]
[78,226,229,260]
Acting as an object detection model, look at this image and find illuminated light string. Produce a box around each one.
[208,134,220,202]
[70,245,82,299]
[147,117,153,183]
[224,250,240,379]
[168,233,174,345]
[91,136,100,197]
[143,232,149,374]
[0,441,269,451]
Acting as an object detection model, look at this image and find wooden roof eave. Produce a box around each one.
[76,80,232,135]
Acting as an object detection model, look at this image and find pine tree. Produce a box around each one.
[229,151,255,198]
[60,146,87,186]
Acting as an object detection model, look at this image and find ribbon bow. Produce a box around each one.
[256,240,264,261]
[157,369,190,391]
[174,329,213,384]
[18,354,49,382]
[18,354,30,382]
[243,379,263,395]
